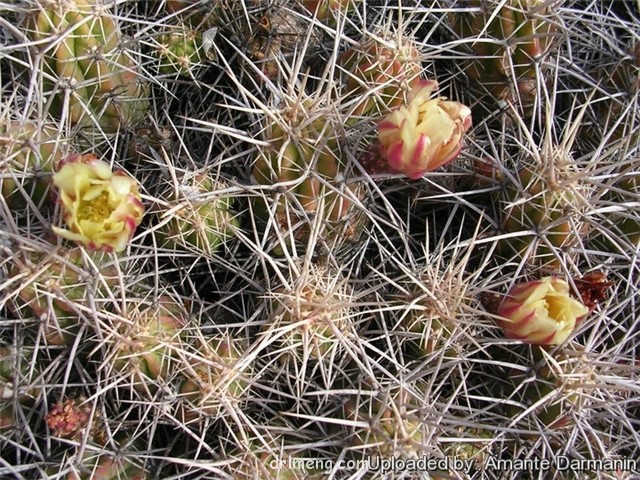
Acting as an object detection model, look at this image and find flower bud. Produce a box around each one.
[45,398,91,440]
[52,154,144,252]
[378,81,472,179]
[497,277,589,345]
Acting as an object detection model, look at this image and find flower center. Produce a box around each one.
[544,294,569,323]
[77,191,111,223]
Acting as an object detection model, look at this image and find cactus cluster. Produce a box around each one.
[22,0,149,137]
[1,0,639,478]
[154,170,238,255]
[0,120,67,210]
[450,0,558,113]
[6,245,118,345]
[154,27,203,77]
[252,98,366,255]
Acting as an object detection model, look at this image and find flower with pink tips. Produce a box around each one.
[52,154,144,252]
[497,277,589,345]
[378,80,472,179]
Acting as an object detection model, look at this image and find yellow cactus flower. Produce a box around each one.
[497,277,590,345]
[378,80,472,179]
[52,154,144,252]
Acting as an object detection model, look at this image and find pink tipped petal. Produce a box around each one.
[377,80,471,179]
[411,133,430,165]
[408,80,438,103]
[386,142,406,170]
[406,169,426,180]
[495,276,589,345]
[379,119,400,131]
[497,301,524,318]
[124,216,138,233]
[536,331,558,345]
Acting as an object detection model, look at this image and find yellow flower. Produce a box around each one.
[52,154,144,252]
[378,80,472,179]
[497,277,589,345]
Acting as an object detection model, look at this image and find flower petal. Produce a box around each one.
[52,154,144,252]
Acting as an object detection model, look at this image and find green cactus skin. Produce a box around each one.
[428,425,493,479]
[223,436,324,480]
[339,36,423,121]
[302,0,358,26]
[111,295,188,393]
[443,426,493,465]
[252,110,365,256]
[65,438,150,480]
[0,345,42,436]
[6,246,118,345]
[24,0,148,133]
[0,345,41,404]
[497,167,585,269]
[591,173,640,253]
[0,401,15,431]
[66,457,148,480]
[342,384,424,459]
[504,365,581,430]
[403,313,458,359]
[177,336,250,423]
[163,0,218,29]
[0,121,67,210]
[450,0,557,112]
[584,43,640,146]
[262,273,356,367]
[155,173,238,255]
[156,28,203,76]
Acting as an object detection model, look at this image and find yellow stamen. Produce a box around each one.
[77,191,111,223]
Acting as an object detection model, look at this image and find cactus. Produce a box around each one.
[63,437,150,480]
[223,433,324,479]
[23,0,149,134]
[401,311,459,360]
[584,43,640,146]
[109,295,188,393]
[339,33,423,121]
[302,0,358,26]
[0,344,42,404]
[497,165,587,269]
[0,0,638,476]
[154,171,238,255]
[242,4,320,81]
[219,422,328,480]
[503,360,585,430]
[342,381,424,459]
[155,27,203,76]
[174,0,322,81]
[443,426,493,465]
[252,101,365,255]
[0,344,43,436]
[6,245,118,345]
[259,265,357,379]
[450,0,557,112]
[0,120,67,211]
[176,334,251,424]
[0,401,16,431]
[591,172,640,253]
